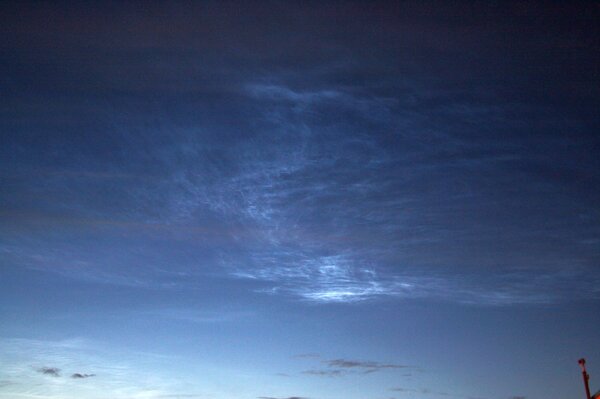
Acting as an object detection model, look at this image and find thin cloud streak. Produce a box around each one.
[301,357,415,377]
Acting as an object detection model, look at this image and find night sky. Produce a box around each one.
[1,2,599,399]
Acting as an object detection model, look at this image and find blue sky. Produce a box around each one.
[1,1,599,399]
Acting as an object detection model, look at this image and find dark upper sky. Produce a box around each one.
[1,2,599,399]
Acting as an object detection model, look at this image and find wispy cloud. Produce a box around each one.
[3,59,598,309]
[233,250,597,305]
[1,4,598,399]
[246,82,341,104]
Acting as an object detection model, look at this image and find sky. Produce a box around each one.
[0,1,599,399]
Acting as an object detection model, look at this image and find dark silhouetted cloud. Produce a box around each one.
[303,357,413,377]
[37,367,60,377]
[71,373,96,379]
[326,358,409,372]
[258,397,309,399]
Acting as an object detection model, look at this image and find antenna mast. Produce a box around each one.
[579,358,592,399]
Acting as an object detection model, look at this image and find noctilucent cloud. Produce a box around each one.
[1,2,599,399]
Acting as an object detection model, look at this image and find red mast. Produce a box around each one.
[579,358,592,399]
